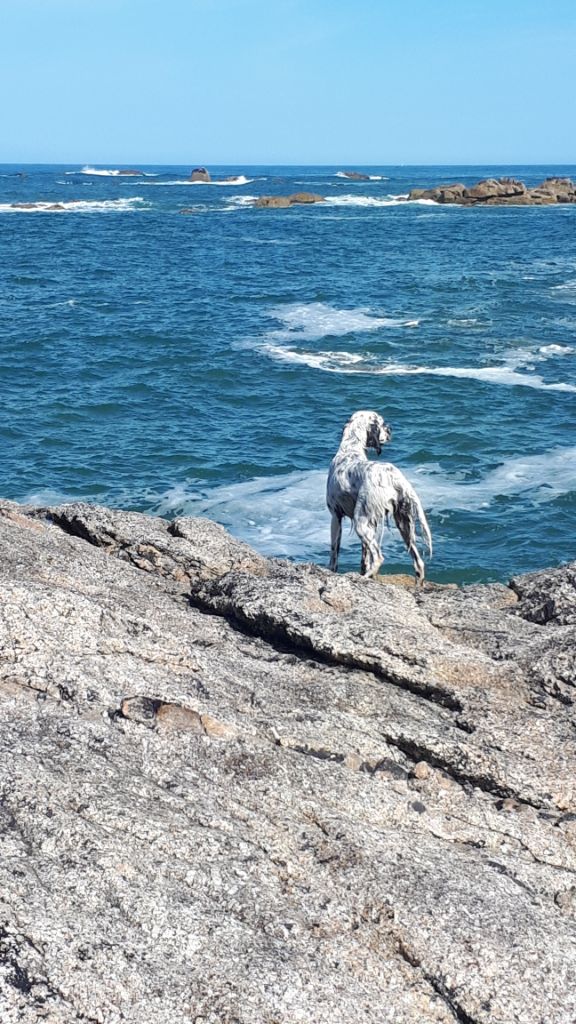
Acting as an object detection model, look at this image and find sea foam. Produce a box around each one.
[262,302,420,342]
[150,445,576,558]
[0,197,149,214]
[143,175,254,187]
[68,166,158,177]
[324,194,433,208]
[334,172,389,181]
[252,305,575,393]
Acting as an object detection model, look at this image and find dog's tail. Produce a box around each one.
[410,489,433,557]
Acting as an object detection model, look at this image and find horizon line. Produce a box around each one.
[2,160,576,168]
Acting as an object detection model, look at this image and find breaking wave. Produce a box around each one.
[324,194,433,208]
[334,172,389,181]
[0,197,149,213]
[66,166,158,177]
[143,175,254,186]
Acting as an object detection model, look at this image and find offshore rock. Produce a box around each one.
[407,176,576,205]
[339,170,370,180]
[1,498,576,1023]
[189,166,211,182]
[253,192,325,208]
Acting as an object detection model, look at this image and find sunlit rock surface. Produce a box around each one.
[1,499,575,1023]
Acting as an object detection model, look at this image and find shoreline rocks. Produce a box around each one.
[408,176,576,205]
[1,497,576,1023]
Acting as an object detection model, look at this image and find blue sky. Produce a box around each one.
[2,0,575,164]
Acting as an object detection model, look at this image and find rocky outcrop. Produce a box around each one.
[253,192,325,208]
[1,497,576,1023]
[408,176,576,205]
[339,170,370,180]
[189,167,211,182]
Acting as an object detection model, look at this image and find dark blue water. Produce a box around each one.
[1,163,575,582]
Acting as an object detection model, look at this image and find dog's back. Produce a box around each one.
[326,450,366,520]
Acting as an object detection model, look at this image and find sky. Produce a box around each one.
[1,0,575,165]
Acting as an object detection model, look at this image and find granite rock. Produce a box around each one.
[407,176,576,206]
[1,498,576,1023]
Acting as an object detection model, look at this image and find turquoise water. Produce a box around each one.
[1,163,575,582]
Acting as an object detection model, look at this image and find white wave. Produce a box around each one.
[143,175,254,186]
[225,195,259,207]
[261,347,367,371]
[414,447,576,511]
[447,318,484,327]
[240,236,299,245]
[256,319,575,392]
[260,302,420,344]
[324,194,434,208]
[22,486,73,506]
[0,197,148,214]
[77,166,157,176]
[538,344,573,356]
[150,446,576,558]
[334,172,389,181]
[551,279,576,291]
[265,350,576,392]
[328,194,433,207]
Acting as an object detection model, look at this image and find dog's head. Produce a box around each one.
[363,411,392,455]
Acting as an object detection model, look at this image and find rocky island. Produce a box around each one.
[408,176,576,205]
[1,497,576,1023]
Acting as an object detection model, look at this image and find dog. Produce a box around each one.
[326,410,432,582]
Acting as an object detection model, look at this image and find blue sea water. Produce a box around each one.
[1,163,575,583]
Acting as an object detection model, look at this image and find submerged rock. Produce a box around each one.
[1,497,576,1022]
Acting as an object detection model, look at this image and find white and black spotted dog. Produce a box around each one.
[326,410,432,582]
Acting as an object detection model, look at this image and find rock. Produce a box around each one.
[510,561,576,625]
[36,501,269,582]
[288,191,325,204]
[463,178,527,200]
[189,167,211,182]
[117,169,143,176]
[1,498,576,1022]
[407,176,576,206]
[253,195,293,208]
[339,170,370,180]
[253,193,325,208]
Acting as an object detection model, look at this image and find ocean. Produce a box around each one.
[1,163,575,583]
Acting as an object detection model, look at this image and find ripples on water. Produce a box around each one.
[1,163,575,581]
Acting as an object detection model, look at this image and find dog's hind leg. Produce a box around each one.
[329,512,343,572]
[354,514,384,578]
[393,503,425,584]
